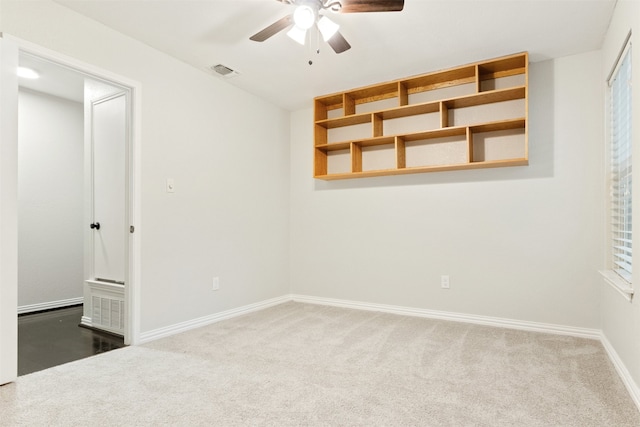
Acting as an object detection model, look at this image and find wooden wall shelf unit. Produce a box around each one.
[313,52,528,180]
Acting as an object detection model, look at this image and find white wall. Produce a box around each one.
[18,88,84,307]
[600,0,640,402]
[0,0,291,333]
[290,50,604,330]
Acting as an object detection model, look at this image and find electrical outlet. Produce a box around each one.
[441,275,450,289]
[212,277,220,291]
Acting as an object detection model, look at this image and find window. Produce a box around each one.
[609,41,633,285]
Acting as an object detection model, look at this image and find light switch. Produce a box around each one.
[166,178,175,193]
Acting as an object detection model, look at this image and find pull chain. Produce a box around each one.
[308,25,321,65]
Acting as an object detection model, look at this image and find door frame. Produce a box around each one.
[0,34,142,383]
[0,34,19,386]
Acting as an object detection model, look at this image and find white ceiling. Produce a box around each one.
[18,54,125,103]
[51,0,615,111]
[19,53,85,102]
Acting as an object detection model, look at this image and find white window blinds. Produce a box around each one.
[610,46,633,283]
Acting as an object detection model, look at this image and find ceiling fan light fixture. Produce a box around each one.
[293,5,315,30]
[317,16,339,41]
[287,25,307,45]
[250,0,405,54]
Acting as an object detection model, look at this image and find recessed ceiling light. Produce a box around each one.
[17,66,39,79]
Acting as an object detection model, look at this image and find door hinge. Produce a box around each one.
[130,225,135,233]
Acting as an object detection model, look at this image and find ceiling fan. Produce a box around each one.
[250,0,405,54]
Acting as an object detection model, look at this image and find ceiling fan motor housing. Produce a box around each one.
[294,0,340,14]
[250,0,404,54]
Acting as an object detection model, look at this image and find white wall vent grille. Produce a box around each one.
[211,64,240,78]
[84,280,125,336]
[91,295,124,333]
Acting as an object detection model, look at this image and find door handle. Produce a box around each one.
[90,222,101,230]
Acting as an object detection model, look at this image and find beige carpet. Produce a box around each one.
[1,302,639,426]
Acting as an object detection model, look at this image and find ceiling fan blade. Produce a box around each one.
[338,0,404,13]
[250,15,293,42]
[327,30,351,54]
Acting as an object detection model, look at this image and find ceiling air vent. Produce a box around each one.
[211,64,239,78]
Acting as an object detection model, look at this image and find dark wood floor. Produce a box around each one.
[18,305,125,376]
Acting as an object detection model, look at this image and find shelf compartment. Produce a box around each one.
[409,82,477,105]
[355,142,397,172]
[479,73,526,92]
[315,141,352,152]
[478,53,527,80]
[384,110,441,137]
[379,101,440,120]
[346,82,398,106]
[316,112,372,129]
[316,136,395,152]
[401,127,469,170]
[314,94,343,120]
[448,97,525,128]
[476,52,528,94]
[444,86,525,109]
[356,136,396,147]
[326,121,372,144]
[469,119,527,163]
[404,134,468,169]
[323,147,351,176]
[402,65,476,94]
[469,118,526,133]
[401,126,467,142]
[356,97,399,114]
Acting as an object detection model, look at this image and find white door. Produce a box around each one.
[0,37,19,385]
[91,94,127,283]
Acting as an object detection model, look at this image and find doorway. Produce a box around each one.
[17,53,128,374]
[0,36,141,384]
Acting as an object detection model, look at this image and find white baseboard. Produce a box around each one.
[18,297,83,315]
[600,334,640,411]
[80,315,92,328]
[290,294,601,340]
[139,295,291,344]
[140,293,601,344]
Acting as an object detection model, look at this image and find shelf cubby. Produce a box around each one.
[314,52,528,180]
